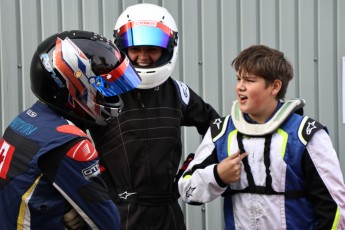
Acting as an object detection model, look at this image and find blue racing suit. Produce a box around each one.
[0,101,120,229]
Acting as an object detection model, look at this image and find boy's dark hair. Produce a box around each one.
[231,45,293,100]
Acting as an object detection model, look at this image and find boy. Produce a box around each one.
[178,45,345,229]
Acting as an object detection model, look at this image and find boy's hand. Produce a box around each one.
[217,150,248,184]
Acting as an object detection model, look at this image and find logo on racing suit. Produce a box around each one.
[186,186,196,197]
[175,80,190,106]
[82,161,100,179]
[118,191,137,199]
[26,109,37,117]
[0,139,15,179]
[306,120,317,135]
[213,118,222,130]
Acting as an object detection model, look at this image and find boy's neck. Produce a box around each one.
[244,100,281,124]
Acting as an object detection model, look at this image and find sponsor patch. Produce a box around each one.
[82,161,100,180]
[0,139,15,179]
[66,139,98,161]
[10,117,38,136]
[26,109,37,117]
[174,80,190,106]
[298,116,324,145]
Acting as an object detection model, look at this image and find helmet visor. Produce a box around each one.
[89,55,141,97]
[54,37,141,98]
[116,20,176,49]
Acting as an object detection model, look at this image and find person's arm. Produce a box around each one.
[178,129,247,204]
[178,129,223,204]
[182,86,220,135]
[38,137,120,229]
[304,129,345,230]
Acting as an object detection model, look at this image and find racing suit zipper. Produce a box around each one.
[137,92,145,109]
[136,92,149,146]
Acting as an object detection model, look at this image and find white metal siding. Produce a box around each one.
[1,0,345,229]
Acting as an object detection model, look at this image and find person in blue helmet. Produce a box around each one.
[0,30,141,229]
[86,3,220,230]
[178,45,345,230]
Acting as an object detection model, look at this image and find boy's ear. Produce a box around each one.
[272,79,282,96]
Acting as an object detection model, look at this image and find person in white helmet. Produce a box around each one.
[87,3,220,230]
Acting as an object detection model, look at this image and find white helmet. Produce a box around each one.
[114,3,179,89]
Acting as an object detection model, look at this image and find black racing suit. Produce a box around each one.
[89,78,219,230]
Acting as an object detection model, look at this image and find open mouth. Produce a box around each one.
[136,62,152,67]
[238,95,248,102]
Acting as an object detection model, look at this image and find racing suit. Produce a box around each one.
[88,78,219,230]
[179,100,345,230]
[0,101,120,229]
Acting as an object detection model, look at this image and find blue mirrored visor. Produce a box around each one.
[89,56,141,97]
[116,21,175,49]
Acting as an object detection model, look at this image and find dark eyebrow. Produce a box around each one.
[237,74,255,80]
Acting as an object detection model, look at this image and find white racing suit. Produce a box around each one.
[179,99,345,230]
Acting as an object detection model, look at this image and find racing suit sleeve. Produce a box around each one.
[182,87,220,135]
[303,129,345,230]
[38,137,120,229]
[178,129,227,204]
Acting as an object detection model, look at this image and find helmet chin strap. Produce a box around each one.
[136,71,170,89]
[232,99,305,136]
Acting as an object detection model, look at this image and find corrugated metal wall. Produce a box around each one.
[1,0,345,229]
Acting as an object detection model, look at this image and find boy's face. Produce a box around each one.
[236,71,281,124]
